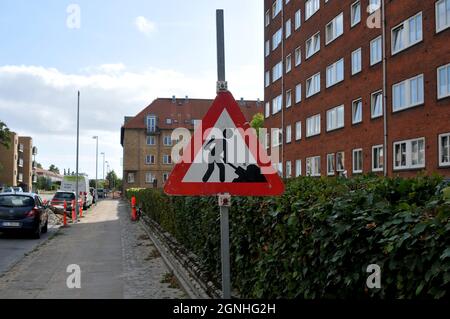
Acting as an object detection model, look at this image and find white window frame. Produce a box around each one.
[163,154,172,165]
[272,28,282,51]
[437,63,450,99]
[351,48,362,75]
[391,12,423,56]
[147,136,156,146]
[327,153,336,176]
[285,161,292,178]
[392,74,424,112]
[326,58,344,88]
[352,148,363,174]
[370,36,382,66]
[285,19,292,38]
[295,84,302,103]
[306,32,320,59]
[372,145,384,172]
[295,121,302,141]
[351,1,361,27]
[306,114,321,137]
[295,10,302,30]
[127,173,135,184]
[265,40,270,57]
[146,115,156,133]
[285,54,292,73]
[436,0,450,33]
[146,155,155,165]
[371,90,383,118]
[265,10,271,27]
[336,151,345,172]
[163,135,172,146]
[145,172,155,184]
[326,105,345,131]
[352,98,363,124]
[368,0,381,14]
[272,0,282,18]
[286,89,292,108]
[265,102,270,118]
[272,61,283,82]
[295,47,302,66]
[306,72,321,98]
[306,156,321,177]
[265,71,270,88]
[286,125,292,144]
[439,133,450,167]
[272,94,283,115]
[393,137,426,170]
[325,12,344,45]
[305,0,320,21]
[295,160,302,177]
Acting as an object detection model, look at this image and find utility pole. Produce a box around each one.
[93,136,99,202]
[75,91,80,220]
[101,152,105,182]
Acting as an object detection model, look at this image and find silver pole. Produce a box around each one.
[381,0,388,177]
[95,137,98,202]
[75,91,80,219]
[216,9,225,83]
[220,205,231,299]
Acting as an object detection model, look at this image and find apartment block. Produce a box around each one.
[0,133,37,191]
[264,0,450,178]
[121,96,263,189]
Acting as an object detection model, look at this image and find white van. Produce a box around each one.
[60,175,93,209]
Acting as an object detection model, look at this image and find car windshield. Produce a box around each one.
[0,195,35,208]
[54,193,75,200]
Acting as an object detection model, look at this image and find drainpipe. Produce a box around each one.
[382,0,388,177]
[281,2,285,174]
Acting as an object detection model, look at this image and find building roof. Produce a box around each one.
[122,97,263,131]
[34,167,63,179]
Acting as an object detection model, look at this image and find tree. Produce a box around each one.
[106,170,119,190]
[250,113,264,138]
[0,121,12,149]
[48,164,60,174]
[36,163,43,169]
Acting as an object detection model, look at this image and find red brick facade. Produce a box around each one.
[264,0,450,178]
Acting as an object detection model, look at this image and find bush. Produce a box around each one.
[126,175,450,299]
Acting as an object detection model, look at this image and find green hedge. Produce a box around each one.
[126,175,450,299]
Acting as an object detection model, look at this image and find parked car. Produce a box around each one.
[60,176,93,210]
[1,187,14,193]
[0,193,50,239]
[97,189,105,199]
[50,191,76,217]
[13,187,23,193]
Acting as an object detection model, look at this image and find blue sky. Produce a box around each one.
[0,0,264,179]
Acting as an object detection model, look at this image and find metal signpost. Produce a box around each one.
[164,10,284,299]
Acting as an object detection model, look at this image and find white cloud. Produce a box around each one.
[134,16,156,35]
[0,64,262,179]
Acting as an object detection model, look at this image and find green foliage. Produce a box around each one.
[126,175,450,299]
[48,164,60,174]
[250,113,264,137]
[0,120,12,149]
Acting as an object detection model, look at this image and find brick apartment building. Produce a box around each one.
[0,133,37,191]
[264,0,450,178]
[121,96,263,189]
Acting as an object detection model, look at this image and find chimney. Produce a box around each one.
[185,95,189,103]
[172,95,176,103]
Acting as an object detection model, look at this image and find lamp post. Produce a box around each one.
[92,136,98,203]
[100,152,105,182]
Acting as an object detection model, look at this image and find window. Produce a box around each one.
[327,153,336,176]
[18,158,23,167]
[306,32,320,58]
[273,0,282,18]
[272,61,283,82]
[265,102,270,118]
[163,155,172,164]
[265,132,270,149]
[439,133,450,167]
[306,72,321,97]
[306,114,321,137]
[272,95,283,114]
[295,121,302,140]
[265,10,270,26]
[145,172,155,184]
[147,136,156,146]
[286,90,292,108]
[436,0,450,32]
[295,160,302,177]
[372,145,384,172]
[368,0,381,14]
[352,99,363,124]
[393,138,425,170]
[286,125,292,143]
[370,36,382,65]
[163,173,169,183]
[351,1,361,26]
[326,13,344,44]
[265,71,270,87]
[146,116,157,133]
[305,0,320,20]
[352,48,362,75]
[295,84,302,103]
[286,54,292,73]
[327,105,345,131]
[273,28,282,51]
[392,12,423,55]
[166,118,172,125]
[164,136,172,146]
[295,10,302,30]
[265,40,270,57]
[286,161,292,178]
[285,19,292,38]
[353,149,363,173]
[146,155,155,165]
[127,173,135,184]
[371,90,383,118]
[272,128,282,147]
[306,156,321,176]
[326,58,344,88]
[438,63,450,99]
[337,152,345,171]
[393,74,424,112]
[295,47,302,66]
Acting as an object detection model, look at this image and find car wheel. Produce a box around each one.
[42,220,48,234]
[31,225,41,239]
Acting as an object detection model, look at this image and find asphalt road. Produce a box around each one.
[0,199,186,299]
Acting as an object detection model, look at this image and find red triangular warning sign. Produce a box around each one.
[164,91,284,196]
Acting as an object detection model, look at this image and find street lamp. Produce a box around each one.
[100,152,105,182]
[92,136,98,203]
